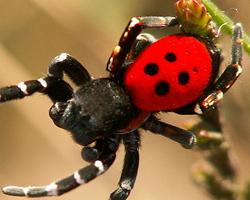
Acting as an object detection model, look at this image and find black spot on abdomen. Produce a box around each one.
[155,81,170,96]
[165,52,177,62]
[144,63,159,76]
[178,71,190,85]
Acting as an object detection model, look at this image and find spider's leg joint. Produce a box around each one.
[37,78,48,88]
[45,182,58,196]
[202,91,223,108]
[130,17,140,28]
[94,160,105,175]
[73,171,85,185]
[56,53,69,62]
[120,179,133,191]
[194,104,203,114]
[232,63,243,78]
[17,82,28,95]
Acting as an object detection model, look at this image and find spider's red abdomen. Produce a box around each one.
[124,34,213,111]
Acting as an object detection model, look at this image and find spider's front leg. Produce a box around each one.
[198,23,243,112]
[2,135,121,197]
[0,76,72,103]
[48,53,91,86]
[0,53,90,103]
[107,16,178,75]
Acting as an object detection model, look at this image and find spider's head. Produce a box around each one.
[51,78,137,146]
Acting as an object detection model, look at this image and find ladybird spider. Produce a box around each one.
[1,16,242,200]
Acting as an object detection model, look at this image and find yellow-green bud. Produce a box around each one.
[176,0,217,37]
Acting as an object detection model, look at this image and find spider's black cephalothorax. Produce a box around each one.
[50,78,138,146]
[1,16,243,200]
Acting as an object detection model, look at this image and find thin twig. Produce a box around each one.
[202,0,250,54]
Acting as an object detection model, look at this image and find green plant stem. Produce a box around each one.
[202,0,250,54]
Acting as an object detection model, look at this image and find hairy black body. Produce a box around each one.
[50,79,137,146]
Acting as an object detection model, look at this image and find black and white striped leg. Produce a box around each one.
[2,135,121,197]
[143,115,196,149]
[110,131,140,200]
[127,33,156,60]
[114,33,157,82]
[0,53,91,103]
[199,23,243,111]
[0,76,73,103]
[48,53,91,86]
[106,16,178,75]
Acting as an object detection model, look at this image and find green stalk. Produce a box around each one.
[202,0,250,54]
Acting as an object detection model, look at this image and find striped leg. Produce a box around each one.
[48,53,91,86]
[110,131,140,200]
[106,16,178,75]
[0,53,91,103]
[0,76,73,103]
[142,115,196,149]
[2,135,121,197]
[199,23,243,111]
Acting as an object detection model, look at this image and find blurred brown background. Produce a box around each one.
[0,0,249,200]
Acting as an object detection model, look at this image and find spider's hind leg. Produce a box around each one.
[115,33,157,82]
[143,115,196,149]
[128,33,157,60]
[107,16,178,75]
[199,23,243,111]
